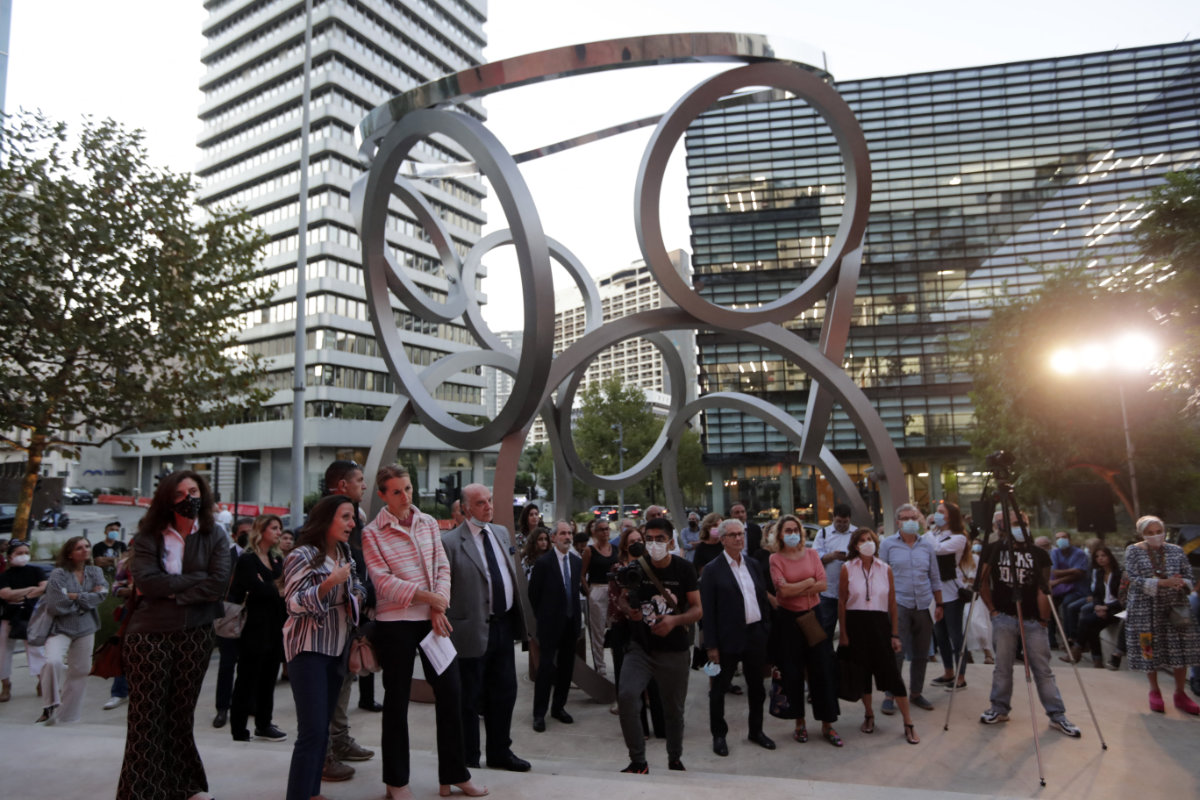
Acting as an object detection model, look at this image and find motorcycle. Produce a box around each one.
[38,507,70,530]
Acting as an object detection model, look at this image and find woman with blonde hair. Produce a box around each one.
[228,513,287,742]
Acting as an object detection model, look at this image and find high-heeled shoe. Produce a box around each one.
[439,781,489,797]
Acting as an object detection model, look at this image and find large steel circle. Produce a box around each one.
[356,107,554,447]
[635,61,871,328]
[460,231,602,354]
[377,177,467,323]
[553,331,688,490]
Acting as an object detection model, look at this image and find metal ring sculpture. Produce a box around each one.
[352,31,909,701]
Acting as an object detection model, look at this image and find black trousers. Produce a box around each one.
[709,621,768,738]
[458,613,518,765]
[230,632,284,736]
[373,619,470,787]
[214,633,238,711]
[775,608,840,723]
[533,621,578,718]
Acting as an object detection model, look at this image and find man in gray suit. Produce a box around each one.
[442,483,531,772]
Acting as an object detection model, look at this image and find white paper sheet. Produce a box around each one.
[420,628,457,675]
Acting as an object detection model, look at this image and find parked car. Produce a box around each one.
[65,487,94,504]
[587,505,618,521]
[620,504,642,519]
[0,503,16,534]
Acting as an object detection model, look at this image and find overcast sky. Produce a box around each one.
[6,0,1198,327]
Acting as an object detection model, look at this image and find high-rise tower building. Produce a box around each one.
[126,0,491,505]
[687,40,1200,518]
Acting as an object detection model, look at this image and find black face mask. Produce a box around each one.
[628,541,645,559]
[236,532,249,549]
[173,495,204,519]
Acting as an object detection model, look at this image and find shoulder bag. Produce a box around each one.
[91,594,139,679]
[214,600,247,638]
[25,596,52,647]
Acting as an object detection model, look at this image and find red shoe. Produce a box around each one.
[1149,690,1165,712]
[1174,692,1200,715]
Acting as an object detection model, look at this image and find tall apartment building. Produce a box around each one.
[524,250,697,445]
[119,0,491,504]
[686,41,1200,517]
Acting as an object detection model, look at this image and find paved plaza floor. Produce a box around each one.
[1,646,1197,800]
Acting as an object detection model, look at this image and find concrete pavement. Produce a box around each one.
[0,647,1197,800]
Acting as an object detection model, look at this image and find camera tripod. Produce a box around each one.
[942,454,1106,787]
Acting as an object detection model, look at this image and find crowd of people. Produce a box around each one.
[2,476,1200,798]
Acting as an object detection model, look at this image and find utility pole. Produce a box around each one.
[612,422,625,518]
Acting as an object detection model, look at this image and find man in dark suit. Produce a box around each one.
[700,517,775,756]
[528,520,582,732]
[442,483,531,772]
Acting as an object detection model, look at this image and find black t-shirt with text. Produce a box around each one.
[93,539,128,561]
[983,540,1051,620]
[627,555,698,652]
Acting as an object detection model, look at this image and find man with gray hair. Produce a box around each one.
[699,517,775,756]
[878,503,943,715]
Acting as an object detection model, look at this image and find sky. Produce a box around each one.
[6,0,1199,328]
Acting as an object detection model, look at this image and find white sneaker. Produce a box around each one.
[103,696,127,710]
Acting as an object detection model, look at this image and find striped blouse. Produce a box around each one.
[362,505,450,622]
[282,544,365,662]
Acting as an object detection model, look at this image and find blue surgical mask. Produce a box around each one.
[932,512,946,527]
[1010,527,1026,542]
[972,543,982,554]
[900,519,921,536]
[783,533,802,548]
[1056,538,1070,550]
[702,661,721,677]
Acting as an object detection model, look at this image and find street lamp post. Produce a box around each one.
[1049,332,1155,522]
[612,422,625,517]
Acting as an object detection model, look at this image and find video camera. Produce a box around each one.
[614,560,645,590]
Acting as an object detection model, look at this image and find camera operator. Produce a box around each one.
[614,517,702,775]
[978,509,1081,737]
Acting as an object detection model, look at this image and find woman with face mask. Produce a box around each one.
[960,537,994,665]
[838,528,920,744]
[769,515,841,746]
[0,540,48,702]
[930,502,969,690]
[606,526,665,736]
[1123,516,1200,714]
[118,470,232,800]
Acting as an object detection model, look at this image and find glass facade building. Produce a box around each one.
[686,41,1200,516]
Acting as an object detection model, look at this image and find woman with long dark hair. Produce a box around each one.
[228,514,287,742]
[38,535,107,724]
[1071,545,1124,669]
[118,470,231,800]
[930,501,969,689]
[363,465,485,799]
[283,494,366,800]
[521,527,551,581]
[515,503,546,552]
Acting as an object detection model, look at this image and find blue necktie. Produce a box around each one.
[481,526,507,617]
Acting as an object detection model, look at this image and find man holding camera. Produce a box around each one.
[614,517,702,774]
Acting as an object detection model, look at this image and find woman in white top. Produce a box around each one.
[838,528,919,744]
[38,535,108,724]
[929,501,969,689]
[961,537,994,665]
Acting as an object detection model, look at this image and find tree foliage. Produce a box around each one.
[966,267,1200,516]
[1132,169,1200,410]
[0,112,272,537]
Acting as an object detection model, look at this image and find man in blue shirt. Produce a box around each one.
[879,503,944,715]
[1049,531,1090,659]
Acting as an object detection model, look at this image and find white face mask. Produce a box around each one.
[900,519,921,536]
[9,554,31,567]
[645,541,669,561]
[858,540,876,557]
[1143,533,1166,549]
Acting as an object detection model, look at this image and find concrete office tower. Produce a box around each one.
[686,41,1200,517]
[522,249,698,446]
[127,0,490,505]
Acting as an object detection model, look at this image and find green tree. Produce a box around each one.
[0,112,272,539]
[573,377,659,500]
[1132,169,1200,411]
[675,428,708,507]
[966,267,1200,515]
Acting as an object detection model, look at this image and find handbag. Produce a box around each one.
[213,601,247,638]
[1168,603,1193,629]
[796,609,827,647]
[957,586,974,604]
[836,644,864,702]
[768,668,796,719]
[91,595,138,679]
[25,596,52,647]
[348,634,381,676]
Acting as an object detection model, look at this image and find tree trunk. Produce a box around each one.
[12,432,46,541]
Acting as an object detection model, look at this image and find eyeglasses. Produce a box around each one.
[723,531,746,538]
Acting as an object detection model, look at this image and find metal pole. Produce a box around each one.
[1118,382,1140,520]
[290,0,315,524]
[612,422,624,517]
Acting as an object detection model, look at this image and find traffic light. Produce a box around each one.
[439,473,460,507]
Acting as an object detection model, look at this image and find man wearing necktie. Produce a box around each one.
[528,520,583,732]
[442,483,531,772]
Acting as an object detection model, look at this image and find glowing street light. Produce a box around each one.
[1048,333,1157,519]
